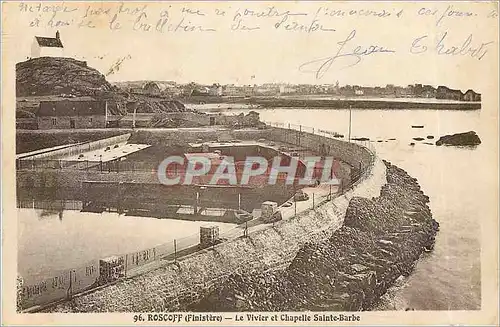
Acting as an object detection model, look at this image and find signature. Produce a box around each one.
[410,32,493,60]
[299,30,396,79]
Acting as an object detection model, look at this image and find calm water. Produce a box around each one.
[18,107,488,310]
[237,107,486,310]
[18,209,237,283]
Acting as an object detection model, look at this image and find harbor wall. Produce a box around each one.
[42,127,387,312]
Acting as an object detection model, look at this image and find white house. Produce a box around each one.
[279,84,297,94]
[31,31,64,58]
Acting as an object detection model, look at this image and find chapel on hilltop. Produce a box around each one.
[31,30,64,58]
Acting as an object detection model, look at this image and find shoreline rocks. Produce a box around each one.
[436,131,481,146]
[189,161,438,312]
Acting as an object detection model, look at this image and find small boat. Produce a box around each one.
[411,125,424,128]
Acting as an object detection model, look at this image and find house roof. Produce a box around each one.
[35,36,63,48]
[142,81,178,92]
[37,100,106,117]
[464,89,479,94]
[437,86,463,94]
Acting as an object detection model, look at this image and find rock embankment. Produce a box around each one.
[190,161,439,311]
[436,131,481,146]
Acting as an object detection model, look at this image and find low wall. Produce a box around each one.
[18,134,131,161]
[130,128,271,145]
[266,126,372,170]
[44,128,386,312]
[16,129,128,154]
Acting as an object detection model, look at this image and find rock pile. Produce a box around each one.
[189,161,439,311]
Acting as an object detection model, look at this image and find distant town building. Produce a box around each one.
[36,99,109,129]
[463,89,481,102]
[222,84,240,96]
[253,84,279,96]
[130,87,144,95]
[279,84,297,94]
[353,86,364,96]
[436,86,464,101]
[31,31,64,58]
[143,81,162,96]
[209,84,223,96]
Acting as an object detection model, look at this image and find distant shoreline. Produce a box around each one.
[182,96,481,110]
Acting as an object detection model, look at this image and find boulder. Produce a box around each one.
[436,131,481,146]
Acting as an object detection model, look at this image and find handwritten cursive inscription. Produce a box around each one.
[410,32,493,60]
[299,30,396,79]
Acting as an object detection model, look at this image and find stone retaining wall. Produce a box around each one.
[189,161,438,311]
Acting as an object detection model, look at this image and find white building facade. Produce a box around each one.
[31,31,64,58]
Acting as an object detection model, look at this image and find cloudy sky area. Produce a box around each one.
[3,1,498,92]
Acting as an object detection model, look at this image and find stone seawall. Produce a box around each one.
[189,161,438,311]
[44,128,385,312]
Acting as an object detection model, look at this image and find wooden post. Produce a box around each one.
[67,270,72,300]
[312,193,315,210]
[294,197,297,218]
[194,191,199,213]
[174,239,177,263]
[124,255,128,277]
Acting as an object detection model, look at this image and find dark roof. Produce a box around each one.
[37,100,106,117]
[35,36,63,48]
[464,89,479,94]
[437,86,463,94]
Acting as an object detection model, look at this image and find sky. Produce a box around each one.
[2,1,498,92]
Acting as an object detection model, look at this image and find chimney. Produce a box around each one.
[56,30,60,40]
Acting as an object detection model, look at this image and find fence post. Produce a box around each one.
[312,193,315,210]
[174,239,177,263]
[124,254,128,277]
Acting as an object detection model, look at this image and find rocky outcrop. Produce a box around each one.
[436,131,481,146]
[189,161,438,311]
[16,57,193,117]
[131,97,189,114]
[16,57,113,97]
